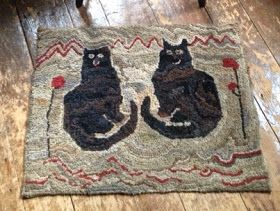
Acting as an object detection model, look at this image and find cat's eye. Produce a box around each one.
[166,50,173,55]
[88,54,95,59]
[175,49,184,55]
[97,53,104,58]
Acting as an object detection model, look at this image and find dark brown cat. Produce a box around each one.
[141,39,222,138]
[64,47,138,150]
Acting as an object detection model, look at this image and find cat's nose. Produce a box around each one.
[92,59,100,67]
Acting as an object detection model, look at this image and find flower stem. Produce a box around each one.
[233,69,247,139]
[46,89,55,157]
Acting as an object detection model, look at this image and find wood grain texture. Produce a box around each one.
[179,193,248,211]
[148,0,210,24]
[239,0,280,65]
[72,195,141,211]
[64,0,109,27]
[0,1,74,211]
[133,193,185,211]
[16,0,73,61]
[99,0,157,25]
[241,192,278,211]
[206,0,280,141]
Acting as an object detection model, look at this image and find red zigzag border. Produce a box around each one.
[35,34,237,68]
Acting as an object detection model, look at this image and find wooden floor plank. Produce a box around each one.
[239,0,280,65]
[99,0,157,25]
[180,193,248,211]
[206,0,280,141]
[241,192,278,211]
[64,0,109,27]
[0,1,74,211]
[148,0,210,24]
[16,0,74,61]
[72,195,141,211]
[133,193,185,211]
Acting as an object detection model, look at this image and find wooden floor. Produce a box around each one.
[0,0,280,210]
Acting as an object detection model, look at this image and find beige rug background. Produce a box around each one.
[22,25,270,198]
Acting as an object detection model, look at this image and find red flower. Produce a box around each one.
[51,76,65,89]
[227,82,238,91]
[223,58,239,70]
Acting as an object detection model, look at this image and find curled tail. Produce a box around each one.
[141,96,202,139]
[65,101,138,151]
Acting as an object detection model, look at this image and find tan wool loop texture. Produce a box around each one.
[22,25,270,198]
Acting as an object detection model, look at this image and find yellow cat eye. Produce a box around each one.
[88,54,95,59]
[166,50,173,55]
[97,53,104,58]
[175,49,184,55]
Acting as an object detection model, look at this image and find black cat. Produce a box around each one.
[141,39,222,139]
[64,47,138,150]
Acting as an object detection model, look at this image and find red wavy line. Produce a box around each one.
[110,36,163,49]
[45,156,117,182]
[189,34,236,46]
[212,149,262,166]
[168,165,198,173]
[44,157,85,176]
[36,39,83,62]
[222,175,268,187]
[52,172,68,182]
[110,34,236,50]
[146,175,182,184]
[35,45,83,68]
[35,39,83,68]
[52,172,91,189]
[168,165,242,177]
[25,177,49,185]
[199,168,243,177]
[47,167,118,189]
[95,168,118,180]
[31,152,252,188]
[107,156,143,176]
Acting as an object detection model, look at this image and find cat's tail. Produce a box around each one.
[141,96,201,139]
[75,100,138,151]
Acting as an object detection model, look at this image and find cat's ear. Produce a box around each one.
[181,39,189,47]
[84,48,89,54]
[163,39,170,49]
[100,46,110,55]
